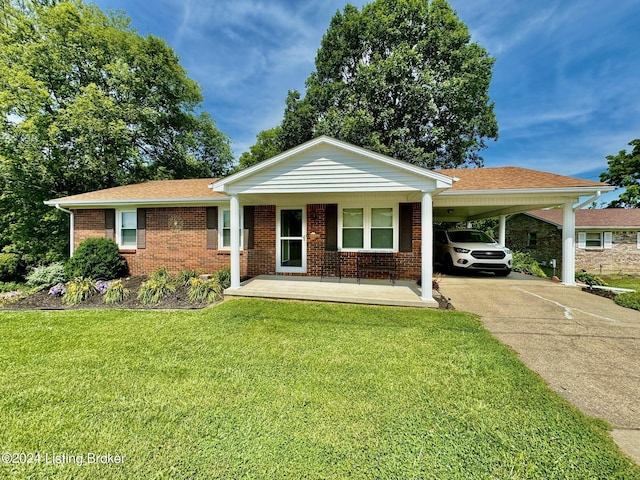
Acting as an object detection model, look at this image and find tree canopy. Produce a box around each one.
[600,139,640,208]
[240,0,498,169]
[0,0,233,262]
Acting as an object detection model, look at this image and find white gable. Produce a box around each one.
[212,136,452,195]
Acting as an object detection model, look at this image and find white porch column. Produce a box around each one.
[498,215,506,246]
[421,192,434,302]
[562,202,576,285]
[229,194,241,289]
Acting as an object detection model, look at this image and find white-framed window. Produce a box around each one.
[585,232,603,248]
[116,210,137,249]
[219,209,243,250]
[339,205,397,251]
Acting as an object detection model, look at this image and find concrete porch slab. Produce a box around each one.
[224,275,439,308]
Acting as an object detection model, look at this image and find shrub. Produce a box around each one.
[0,281,24,294]
[212,267,231,290]
[177,269,200,287]
[187,276,223,304]
[63,277,97,305]
[575,271,607,287]
[511,252,547,278]
[0,252,22,281]
[137,267,176,305]
[26,262,66,287]
[104,280,130,305]
[614,291,640,311]
[65,238,127,281]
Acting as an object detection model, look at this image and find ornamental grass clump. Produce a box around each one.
[137,267,176,305]
[212,266,231,290]
[63,277,97,305]
[104,280,130,305]
[177,269,199,287]
[187,276,223,304]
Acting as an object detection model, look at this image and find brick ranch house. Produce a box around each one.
[45,136,611,305]
[507,209,640,275]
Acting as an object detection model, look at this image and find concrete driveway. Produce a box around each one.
[438,272,640,464]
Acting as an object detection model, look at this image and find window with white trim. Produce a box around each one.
[339,205,397,251]
[219,209,243,250]
[117,210,137,248]
[585,232,603,248]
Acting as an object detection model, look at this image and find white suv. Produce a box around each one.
[433,229,512,276]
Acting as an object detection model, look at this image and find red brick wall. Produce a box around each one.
[73,207,246,276]
[73,203,424,280]
[74,209,109,245]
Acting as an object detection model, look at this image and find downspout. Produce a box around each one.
[573,191,601,211]
[54,204,75,257]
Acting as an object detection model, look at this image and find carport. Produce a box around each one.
[432,166,613,285]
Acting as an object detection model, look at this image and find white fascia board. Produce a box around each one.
[210,135,455,193]
[43,197,231,208]
[438,186,615,196]
[575,226,640,230]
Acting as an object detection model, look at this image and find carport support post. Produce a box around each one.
[562,202,576,285]
[498,215,506,246]
[421,192,434,302]
[230,194,241,289]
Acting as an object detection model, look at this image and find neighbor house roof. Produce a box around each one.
[44,178,226,207]
[526,209,640,229]
[437,166,609,192]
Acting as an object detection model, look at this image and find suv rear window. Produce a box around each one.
[447,231,494,243]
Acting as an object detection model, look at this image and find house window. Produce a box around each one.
[585,232,603,248]
[342,208,364,248]
[220,209,243,249]
[117,210,137,248]
[528,232,537,247]
[340,206,397,251]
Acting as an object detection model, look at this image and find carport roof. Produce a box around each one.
[437,166,609,192]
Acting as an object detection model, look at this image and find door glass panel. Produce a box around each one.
[281,239,302,267]
[281,210,302,237]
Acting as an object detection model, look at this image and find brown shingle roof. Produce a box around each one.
[45,178,225,205]
[437,166,609,191]
[527,209,640,228]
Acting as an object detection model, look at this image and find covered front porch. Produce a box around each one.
[224,275,438,308]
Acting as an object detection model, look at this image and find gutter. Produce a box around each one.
[573,190,601,211]
[53,203,75,257]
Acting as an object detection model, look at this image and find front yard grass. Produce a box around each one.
[0,299,638,479]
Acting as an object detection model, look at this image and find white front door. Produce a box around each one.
[276,207,306,273]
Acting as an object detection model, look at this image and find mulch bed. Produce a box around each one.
[2,277,210,310]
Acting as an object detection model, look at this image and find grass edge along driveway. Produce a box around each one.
[0,299,638,479]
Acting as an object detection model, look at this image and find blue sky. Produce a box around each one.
[92,0,639,203]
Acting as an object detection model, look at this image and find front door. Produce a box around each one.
[277,207,306,273]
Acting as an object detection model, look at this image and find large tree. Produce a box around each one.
[600,139,640,208]
[242,0,498,169]
[0,0,233,262]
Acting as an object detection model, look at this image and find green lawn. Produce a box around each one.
[0,300,638,479]
[601,275,640,290]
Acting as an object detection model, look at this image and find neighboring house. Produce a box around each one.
[45,136,611,304]
[507,209,640,275]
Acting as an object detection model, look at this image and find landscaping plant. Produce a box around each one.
[511,251,547,278]
[65,238,128,281]
[177,269,200,287]
[614,291,640,311]
[575,271,607,286]
[187,276,223,304]
[213,266,231,290]
[25,262,66,288]
[104,280,130,305]
[137,267,176,305]
[63,277,97,305]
